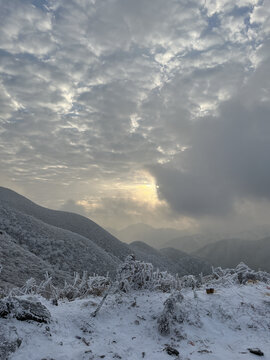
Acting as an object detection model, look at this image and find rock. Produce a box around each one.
[248,348,264,356]
[0,326,22,360]
[0,296,51,323]
[164,345,179,356]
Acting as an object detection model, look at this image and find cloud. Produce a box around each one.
[0,0,269,230]
[149,44,270,217]
[85,195,196,231]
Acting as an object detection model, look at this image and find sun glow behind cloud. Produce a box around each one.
[77,171,161,211]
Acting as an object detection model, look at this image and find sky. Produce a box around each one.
[0,0,270,233]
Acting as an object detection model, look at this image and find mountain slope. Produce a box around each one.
[128,241,177,273]
[193,237,270,272]
[0,187,212,287]
[0,205,120,283]
[163,233,229,253]
[0,187,131,260]
[160,247,212,275]
[129,241,212,275]
[0,230,72,289]
[113,223,184,248]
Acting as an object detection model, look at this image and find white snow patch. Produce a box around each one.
[3,282,269,360]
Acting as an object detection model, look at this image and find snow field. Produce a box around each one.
[6,281,270,360]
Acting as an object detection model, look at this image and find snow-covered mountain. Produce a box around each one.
[0,205,119,288]
[0,187,131,260]
[113,223,185,248]
[114,222,270,254]
[129,241,211,276]
[0,230,71,290]
[160,247,212,276]
[193,237,270,272]
[0,187,212,290]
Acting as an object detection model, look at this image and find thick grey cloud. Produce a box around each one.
[149,45,270,217]
[0,0,269,230]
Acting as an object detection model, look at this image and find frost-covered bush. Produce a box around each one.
[235,262,270,284]
[116,254,154,292]
[116,255,182,293]
[10,272,111,301]
[152,270,181,292]
[10,273,57,300]
[179,274,199,289]
[87,275,111,296]
[203,262,270,287]
[56,273,110,300]
[157,290,203,336]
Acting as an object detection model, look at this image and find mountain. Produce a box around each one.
[115,222,270,254]
[114,223,231,253]
[0,205,120,287]
[163,233,224,253]
[160,247,212,275]
[113,223,186,248]
[128,241,177,273]
[129,241,211,276]
[0,230,71,290]
[193,237,270,272]
[0,186,131,260]
[0,187,212,289]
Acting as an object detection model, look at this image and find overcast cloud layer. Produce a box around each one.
[0,0,270,231]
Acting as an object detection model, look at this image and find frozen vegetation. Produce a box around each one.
[0,257,270,360]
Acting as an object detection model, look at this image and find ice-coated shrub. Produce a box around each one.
[202,262,270,287]
[48,272,111,301]
[152,270,181,292]
[10,272,111,301]
[10,273,57,300]
[116,255,182,293]
[179,274,198,289]
[235,262,270,284]
[116,254,154,292]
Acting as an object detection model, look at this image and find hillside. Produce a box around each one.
[113,223,184,248]
[0,187,214,287]
[163,233,230,253]
[0,231,71,290]
[128,241,176,273]
[0,205,120,285]
[193,237,270,272]
[129,241,211,276]
[0,187,131,261]
[160,247,212,275]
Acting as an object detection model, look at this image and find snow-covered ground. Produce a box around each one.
[4,281,270,360]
